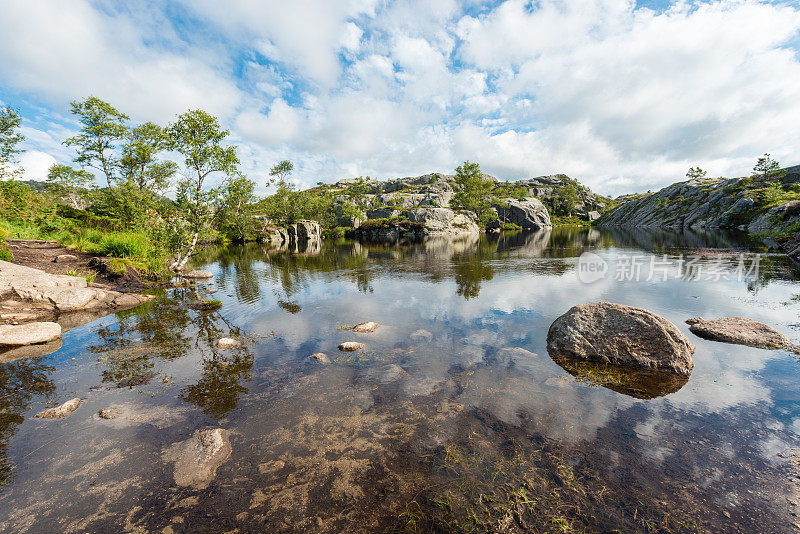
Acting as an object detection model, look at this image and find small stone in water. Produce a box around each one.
[310,352,331,363]
[98,407,122,419]
[35,398,82,419]
[352,321,380,333]
[217,337,240,349]
[338,342,365,352]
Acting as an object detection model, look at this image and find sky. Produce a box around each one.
[1,0,799,197]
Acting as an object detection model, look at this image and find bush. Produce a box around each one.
[0,248,12,262]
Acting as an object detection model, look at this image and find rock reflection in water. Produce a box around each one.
[550,355,689,399]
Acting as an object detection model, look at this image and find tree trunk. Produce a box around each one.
[169,231,198,272]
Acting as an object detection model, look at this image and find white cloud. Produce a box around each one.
[1,0,800,195]
[0,0,241,121]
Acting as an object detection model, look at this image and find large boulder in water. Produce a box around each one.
[547,302,695,375]
[686,317,792,349]
[493,197,552,230]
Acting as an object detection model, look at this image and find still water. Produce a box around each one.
[1,228,800,533]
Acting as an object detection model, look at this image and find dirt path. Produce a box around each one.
[4,239,166,292]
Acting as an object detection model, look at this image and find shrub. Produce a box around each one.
[0,248,12,262]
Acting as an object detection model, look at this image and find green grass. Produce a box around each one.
[98,231,151,258]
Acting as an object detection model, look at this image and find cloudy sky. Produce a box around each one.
[1,0,799,197]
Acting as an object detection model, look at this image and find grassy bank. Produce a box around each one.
[0,182,169,277]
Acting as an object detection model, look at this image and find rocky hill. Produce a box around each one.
[598,165,800,262]
[328,172,611,223]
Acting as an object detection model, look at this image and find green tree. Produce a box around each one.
[553,183,578,217]
[266,160,297,224]
[686,167,706,180]
[217,174,257,242]
[64,96,129,189]
[46,163,94,209]
[450,161,497,227]
[167,109,239,272]
[752,153,783,180]
[0,106,24,180]
[270,160,294,182]
[120,121,176,195]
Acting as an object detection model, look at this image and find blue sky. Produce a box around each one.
[1,0,799,197]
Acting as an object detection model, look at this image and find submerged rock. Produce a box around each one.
[117,372,155,388]
[182,269,213,279]
[338,342,365,352]
[686,317,792,349]
[217,337,240,349]
[163,428,232,489]
[409,329,433,342]
[352,321,380,333]
[98,407,122,420]
[310,352,331,363]
[547,302,695,375]
[0,321,61,346]
[34,398,82,419]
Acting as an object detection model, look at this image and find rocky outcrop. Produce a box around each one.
[686,317,793,349]
[547,302,695,375]
[598,170,800,262]
[354,208,479,243]
[34,398,82,419]
[163,428,232,489]
[493,197,552,230]
[0,261,154,327]
[288,220,321,241]
[0,321,61,346]
[403,208,480,236]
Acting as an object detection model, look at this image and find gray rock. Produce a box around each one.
[0,260,152,314]
[494,197,552,230]
[547,302,695,375]
[402,208,480,235]
[163,428,232,489]
[35,398,82,419]
[686,317,792,349]
[54,254,78,262]
[338,341,365,352]
[182,269,213,279]
[0,321,61,346]
[352,321,380,333]
[587,211,601,222]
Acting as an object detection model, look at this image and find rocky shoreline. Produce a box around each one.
[598,165,800,263]
[0,259,154,361]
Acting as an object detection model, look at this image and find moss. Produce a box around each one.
[195,299,222,311]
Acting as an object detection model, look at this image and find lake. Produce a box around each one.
[2,227,800,533]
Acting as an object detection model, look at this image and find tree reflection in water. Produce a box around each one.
[87,287,254,418]
[0,358,55,488]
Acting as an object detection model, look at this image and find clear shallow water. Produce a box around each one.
[2,228,800,532]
